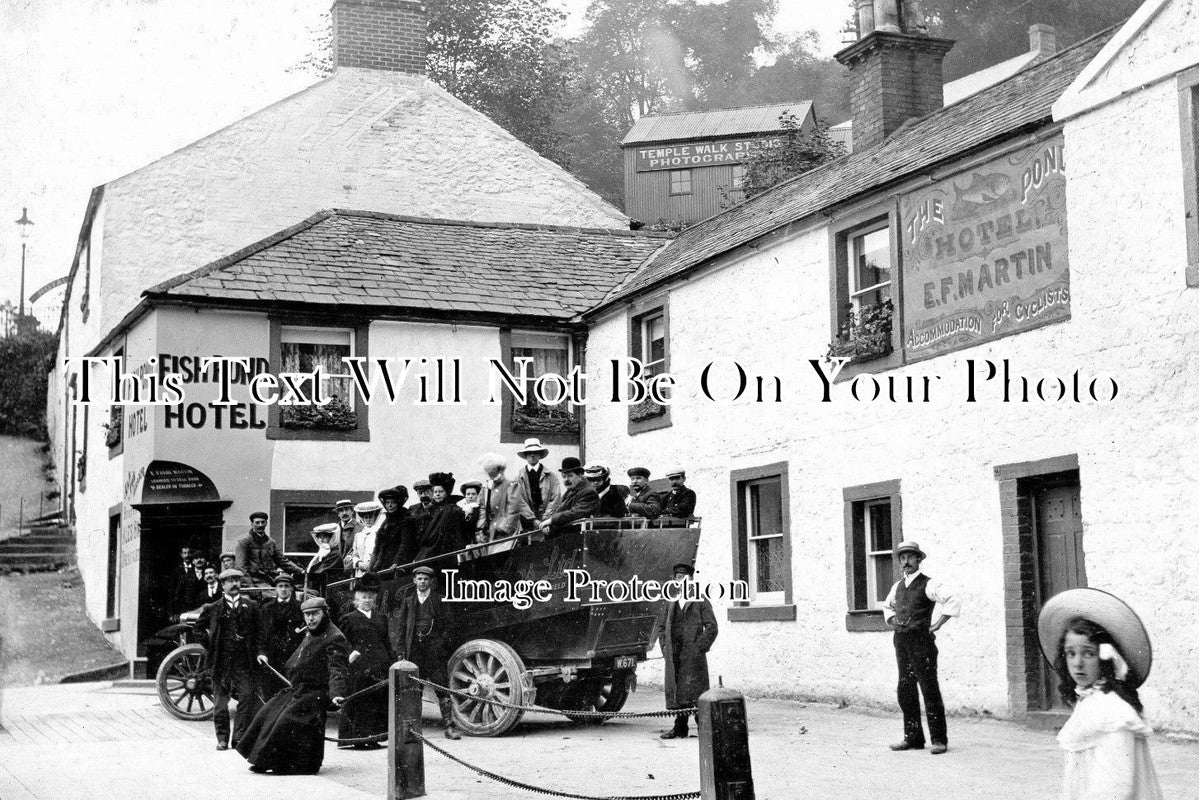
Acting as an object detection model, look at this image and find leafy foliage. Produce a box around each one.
[738,112,846,200]
[828,300,894,362]
[0,328,57,438]
[280,395,359,431]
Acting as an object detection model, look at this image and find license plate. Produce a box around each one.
[615,655,636,669]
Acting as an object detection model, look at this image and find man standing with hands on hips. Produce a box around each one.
[884,541,960,755]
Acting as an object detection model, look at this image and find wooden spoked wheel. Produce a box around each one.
[156,643,214,721]
[562,669,633,724]
[447,639,527,736]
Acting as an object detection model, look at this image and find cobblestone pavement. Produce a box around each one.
[2,681,1198,799]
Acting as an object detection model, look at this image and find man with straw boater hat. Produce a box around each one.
[513,438,561,529]
[882,540,960,755]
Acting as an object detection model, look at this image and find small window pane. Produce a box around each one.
[746,477,785,597]
[643,314,665,369]
[872,555,894,604]
[868,503,892,551]
[754,535,786,593]
[669,170,692,195]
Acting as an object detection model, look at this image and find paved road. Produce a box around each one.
[2,681,1198,799]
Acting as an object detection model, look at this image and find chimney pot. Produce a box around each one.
[1029,24,1056,55]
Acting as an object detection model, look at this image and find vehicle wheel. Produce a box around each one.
[447,639,528,737]
[563,669,633,724]
[156,643,214,721]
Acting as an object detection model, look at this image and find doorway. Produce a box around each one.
[995,456,1085,722]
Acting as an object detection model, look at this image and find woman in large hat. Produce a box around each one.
[1037,588,1162,799]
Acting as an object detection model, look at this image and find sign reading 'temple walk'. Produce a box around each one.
[634,135,785,172]
[900,135,1070,362]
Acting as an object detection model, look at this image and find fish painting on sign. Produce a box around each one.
[952,171,1018,218]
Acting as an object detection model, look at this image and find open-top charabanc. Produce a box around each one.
[155,516,701,735]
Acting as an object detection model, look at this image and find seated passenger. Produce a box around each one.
[625,467,661,519]
[539,457,600,536]
[659,468,697,518]
[584,464,627,518]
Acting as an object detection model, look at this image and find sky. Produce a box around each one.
[0,0,848,329]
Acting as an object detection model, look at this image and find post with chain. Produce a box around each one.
[388,660,425,800]
[698,681,754,800]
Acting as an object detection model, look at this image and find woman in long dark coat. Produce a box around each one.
[659,562,718,739]
[237,597,348,774]
[337,572,394,748]
[412,474,468,563]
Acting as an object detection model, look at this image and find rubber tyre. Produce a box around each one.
[447,639,527,737]
[563,669,633,725]
[156,643,214,721]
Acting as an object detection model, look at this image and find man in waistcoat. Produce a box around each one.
[883,541,960,755]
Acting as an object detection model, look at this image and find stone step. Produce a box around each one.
[4,531,75,543]
[0,541,75,553]
[0,552,75,567]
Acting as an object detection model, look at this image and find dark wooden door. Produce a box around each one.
[1035,481,1086,710]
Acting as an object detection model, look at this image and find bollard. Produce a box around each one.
[388,660,426,800]
[698,682,755,800]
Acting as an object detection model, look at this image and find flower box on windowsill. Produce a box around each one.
[827,300,893,364]
[512,405,579,435]
[103,423,122,449]
[280,397,358,431]
[629,396,667,422]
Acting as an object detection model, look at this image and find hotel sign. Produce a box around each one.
[634,135,785,172]
[900,136,1070,362]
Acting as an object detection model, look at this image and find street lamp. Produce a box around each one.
[15,207,34,322]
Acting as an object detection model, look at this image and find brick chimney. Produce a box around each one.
[332,0,427,75]
[1029,24,1057,56]
[835,0,953,152]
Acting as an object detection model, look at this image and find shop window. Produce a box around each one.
[1181,68,1199,287]
[843,479,902,631]
[728,462,795,622]
[267,320,370,442]
[509,330,577,435]
[669,169,693,196]
[627,300,671,433]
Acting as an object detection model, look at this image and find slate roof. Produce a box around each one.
[621,102,815,146]
[589,26,1117,316]
[147,211,671,321]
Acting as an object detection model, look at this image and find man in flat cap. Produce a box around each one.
[389,566,460,739]
[258,572,305,695]
[659,469,697,519]
[584,464,627,518]
[658,561,718,739]
[513,438,561,529]
[237,595,348,775]
[883,541,960,755]
[408,479,436,537]
[219,552,237,573]
[625,468,661,519]
[235,512,303,586]
[197,568,263,750]
[538,457,600,536]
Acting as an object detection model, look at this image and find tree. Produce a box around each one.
[739,32,851,125]
[738,112,846,200]
[0,327,56,438]
[918,0,1142,81]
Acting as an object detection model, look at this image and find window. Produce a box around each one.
[743,477,785,604]
[843,479,901,631]
[1181,68,1199,286]
[280,326,355,409]
[732,163,747,189]
[282,504,333,559]
[509,331,576,434]
[669,169,692,196]
[627,302,671,433]
[268,319,369,441]
[107,348,124,454]
[849,226,891,315]
[729,462,794,621]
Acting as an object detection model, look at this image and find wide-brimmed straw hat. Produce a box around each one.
[1037,588,1152,687]
[516,438,549,456]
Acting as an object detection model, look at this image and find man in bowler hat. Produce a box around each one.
[539,457,600,536]
[197,568,263,750]
[883,541,960,755]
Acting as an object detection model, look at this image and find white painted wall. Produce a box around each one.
[584,76,1199,733]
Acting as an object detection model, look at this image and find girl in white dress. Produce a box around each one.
[1038,589,1163,800]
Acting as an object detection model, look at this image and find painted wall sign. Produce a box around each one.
[634,135,785,172]
[900,137,1069,361]
[140,460,221,504]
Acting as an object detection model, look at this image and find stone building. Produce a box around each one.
[583,0,1199,733]
[46,0,632,674]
